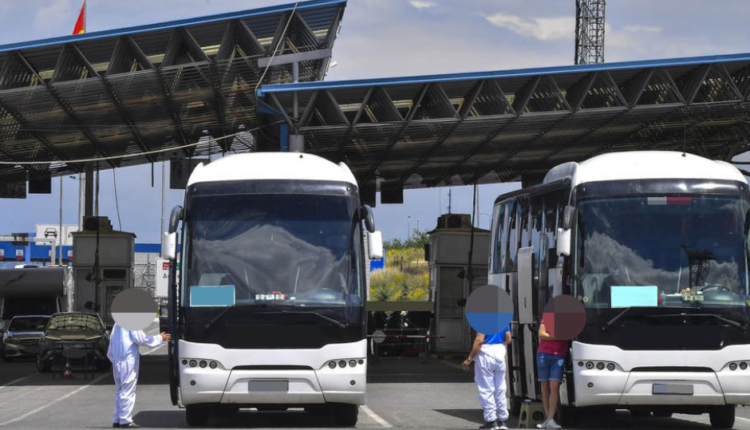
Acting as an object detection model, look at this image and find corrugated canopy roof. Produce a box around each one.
[258,52,750,196]
[0,0,346,180]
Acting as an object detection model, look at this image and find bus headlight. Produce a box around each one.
[189,360,197,367]
[607,363,615,371]
[740,362,748,370]
[585,362,594,369]
[730,363,738,371]
[596,362,605,370]
[349,360,357,367]
[338,360,346,368]
[199,360,207,368]
[328,361,337,369]
[209,361,217,369]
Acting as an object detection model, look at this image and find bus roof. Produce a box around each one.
[544,151,748,187]
[187,152,358,188]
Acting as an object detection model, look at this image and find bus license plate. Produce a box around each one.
[653,384,693,395]
[248,380,289,392]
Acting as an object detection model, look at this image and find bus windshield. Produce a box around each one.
[184,193,362,310]
[575,194,750,311]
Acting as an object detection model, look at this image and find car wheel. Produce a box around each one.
[185,405,210,427]
[333,404,359,427]
[36,356,50,373]
[709,405,735,429]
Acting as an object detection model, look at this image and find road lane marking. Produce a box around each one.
[361,405,392,428]
[0,371,111,426]
[0,373,37,392]
[0,386,45,401]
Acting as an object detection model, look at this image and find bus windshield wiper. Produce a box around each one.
[254,310,347,328]
[602,307,631,330]
[644,312,747,331]
[204,304,262,330]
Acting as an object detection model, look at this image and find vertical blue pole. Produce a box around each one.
[280,124,289,152]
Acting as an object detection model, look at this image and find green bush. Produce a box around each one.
[370,246,429,302]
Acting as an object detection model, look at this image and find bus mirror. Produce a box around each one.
[168,205,183,234]
[162,232,177,260]
[368,231,384,260]
[562,205,575,230]
[557,228,571,257]
[362,205,376,233]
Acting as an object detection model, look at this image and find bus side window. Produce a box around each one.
[520,198,531,249]
[507,200,518,272]
[495,203,507,273]
[545,192,560,267]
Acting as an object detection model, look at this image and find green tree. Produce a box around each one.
[384,229,429,250]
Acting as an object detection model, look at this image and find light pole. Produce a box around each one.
[407,216,411,238]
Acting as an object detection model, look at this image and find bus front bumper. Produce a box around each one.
[574,369,750,407]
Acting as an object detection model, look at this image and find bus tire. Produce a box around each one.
[333,404,359,427]
[709,405,735,429]
[185,405,209,427]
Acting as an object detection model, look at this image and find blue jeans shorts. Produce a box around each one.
[537,352,565,382]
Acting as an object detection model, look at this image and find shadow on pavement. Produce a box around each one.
[134,409,341,429]
[434,409,486,425]
[368,358,473,384]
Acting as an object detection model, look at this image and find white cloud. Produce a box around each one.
[624,25,663,34]
[409,1,435,9]
[483,13,574,41]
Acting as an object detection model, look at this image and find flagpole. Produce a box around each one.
[83,0,87,33]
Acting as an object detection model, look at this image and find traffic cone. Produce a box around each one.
[62,358,73,379]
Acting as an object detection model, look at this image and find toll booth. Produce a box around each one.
[71,216,135,328]
[427,214,489,354]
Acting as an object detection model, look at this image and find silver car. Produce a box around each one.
[1,315,50,361]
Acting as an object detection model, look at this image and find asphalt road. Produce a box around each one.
[0,324,748,429]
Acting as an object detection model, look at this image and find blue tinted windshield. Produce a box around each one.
[575,194,750,309]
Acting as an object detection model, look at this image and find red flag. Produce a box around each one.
[73,2,85,35]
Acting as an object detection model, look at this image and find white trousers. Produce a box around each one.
[112,356,139,425]
[474,343,509,423]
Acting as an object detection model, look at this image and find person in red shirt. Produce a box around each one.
[536,312,568,429]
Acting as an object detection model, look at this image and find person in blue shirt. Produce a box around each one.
[463,325,512,430]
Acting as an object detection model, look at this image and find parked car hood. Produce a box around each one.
[44,330,103,341]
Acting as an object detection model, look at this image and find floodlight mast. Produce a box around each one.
[575,0,606,65]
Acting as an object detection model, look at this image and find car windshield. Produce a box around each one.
[183,193,363,309]
[46,314,102,331]
[9,317,49,332]
[574,194,750,311]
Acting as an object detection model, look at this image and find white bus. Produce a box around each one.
[489,151,750,429]
[161,153,383,427]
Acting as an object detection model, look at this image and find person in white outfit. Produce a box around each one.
[107,324,170,428]
[463,325,512,430]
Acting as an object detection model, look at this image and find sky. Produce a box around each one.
[1,0,750,244]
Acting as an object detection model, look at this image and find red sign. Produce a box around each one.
[15,249,23,261]
[162,261,170,270]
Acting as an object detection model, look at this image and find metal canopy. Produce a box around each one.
[0,0,346,179]
[258,52,750,192]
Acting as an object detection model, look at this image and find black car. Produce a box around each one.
[1,315,50,361]
[37,312,111,373]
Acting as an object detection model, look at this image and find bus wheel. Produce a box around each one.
[333,404,359,427]
[709,405,735,429]
[185,405,209,427]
